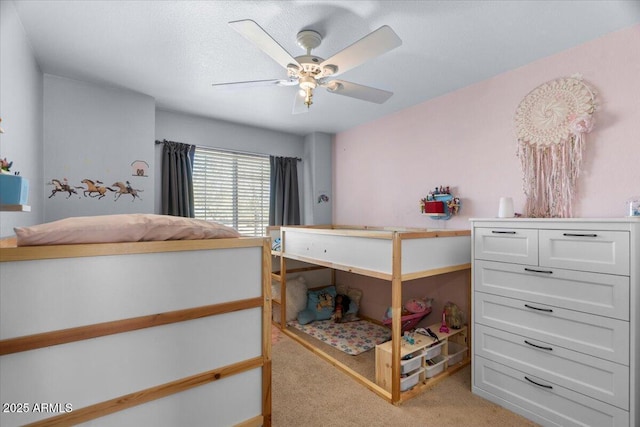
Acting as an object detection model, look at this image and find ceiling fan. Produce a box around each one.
[212,19,402,114]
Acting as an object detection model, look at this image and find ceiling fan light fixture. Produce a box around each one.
[222,20,402,113]
[299,75,317,90]
[304,87,313,108]
[322,64,338,76]
[296,29,322,53]
[286,63,301,75]
[326,81,343,92]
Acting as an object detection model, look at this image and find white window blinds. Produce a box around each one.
[193,147,270,236]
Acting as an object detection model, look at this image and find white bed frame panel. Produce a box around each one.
[281,227,471,279]
[1,247,262,339]
[0,238,271,427]
[401,235,471,277]
[86,370,262,427]
[282,229,393,276]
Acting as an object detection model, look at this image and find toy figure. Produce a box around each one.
[439,310,449,333]
[332,294,351,323]
[0,158,12,174]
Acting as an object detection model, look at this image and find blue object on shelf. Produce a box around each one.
[0,174,29,205]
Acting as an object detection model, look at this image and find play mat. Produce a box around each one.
[290,319,392,356]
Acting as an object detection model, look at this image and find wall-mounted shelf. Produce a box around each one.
[0,204,31,212]
[422,193,460,220]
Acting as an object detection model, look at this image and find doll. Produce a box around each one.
[332,294,351,323]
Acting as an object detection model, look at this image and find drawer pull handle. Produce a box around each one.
[491,230,516,234]
[524,340,553,351]
[524,304,553,313]
[562,233,598,237]
[524,268,553,274]
[525,376,553,389]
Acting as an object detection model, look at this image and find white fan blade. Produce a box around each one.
[323,80,393,104]
[320,26,401,76]
[229,19,301,70]
[292,90,309,115]
[211,79,297,90]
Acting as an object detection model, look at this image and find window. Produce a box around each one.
[193,147,270,236]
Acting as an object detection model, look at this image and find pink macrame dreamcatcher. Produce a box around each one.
[515,74,597,218]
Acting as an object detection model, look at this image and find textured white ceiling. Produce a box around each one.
[13,0,640,136]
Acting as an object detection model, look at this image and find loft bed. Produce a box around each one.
[271,225,472,405]
[0,214,272,427]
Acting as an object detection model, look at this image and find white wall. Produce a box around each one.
[303,132,333,225]
[0,0,44,237]
[1,0,331,234]
[43,75,155,221]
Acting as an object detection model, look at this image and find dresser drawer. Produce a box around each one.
[474,260,629,320]
[539,230,630,275]
[474,324,629,409]
[474,292,629,364]
[474,227,538,265]
[474,357,629,427]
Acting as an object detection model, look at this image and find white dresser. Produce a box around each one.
[470,218,639,427]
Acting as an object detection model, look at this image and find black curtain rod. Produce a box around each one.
[155,140,301,161]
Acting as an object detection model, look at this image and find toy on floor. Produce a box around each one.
[332,293,351,323]
[382,297,433,333]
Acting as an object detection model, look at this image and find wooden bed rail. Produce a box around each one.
[0,237,265,262]
[277,225,470,240]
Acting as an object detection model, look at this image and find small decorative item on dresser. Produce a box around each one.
[498,197,515,218]
[627,197,640,217]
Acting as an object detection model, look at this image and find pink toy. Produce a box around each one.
[382,307,432,334]
[439,311,449,333]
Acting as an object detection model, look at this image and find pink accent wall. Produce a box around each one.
[333,25,639,321]
[333,25,640,230]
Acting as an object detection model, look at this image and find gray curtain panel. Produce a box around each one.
[160,140,195,217]
[269,156,300,225]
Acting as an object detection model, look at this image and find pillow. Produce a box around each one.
[272,276,308,322]
[14,214,241,246]
[306,286,337,321]
[297,308,316,325]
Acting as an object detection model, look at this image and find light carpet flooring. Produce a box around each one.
[271,327,539,427]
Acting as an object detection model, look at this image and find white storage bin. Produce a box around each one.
[401,367,424,391]
[447,341,468,365]
[401,349,425,375]
[423,340,444,360]
[424,354,446,378]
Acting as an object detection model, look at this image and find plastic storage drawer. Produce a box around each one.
[425,354,447,378]
[423,341,444,360]
[401,349,425,374]
[448,341,468,365]
[401,367,424,391]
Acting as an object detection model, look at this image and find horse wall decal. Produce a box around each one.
[80,179,115,199]
[48,179,81,199]
[111,181,143,201]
